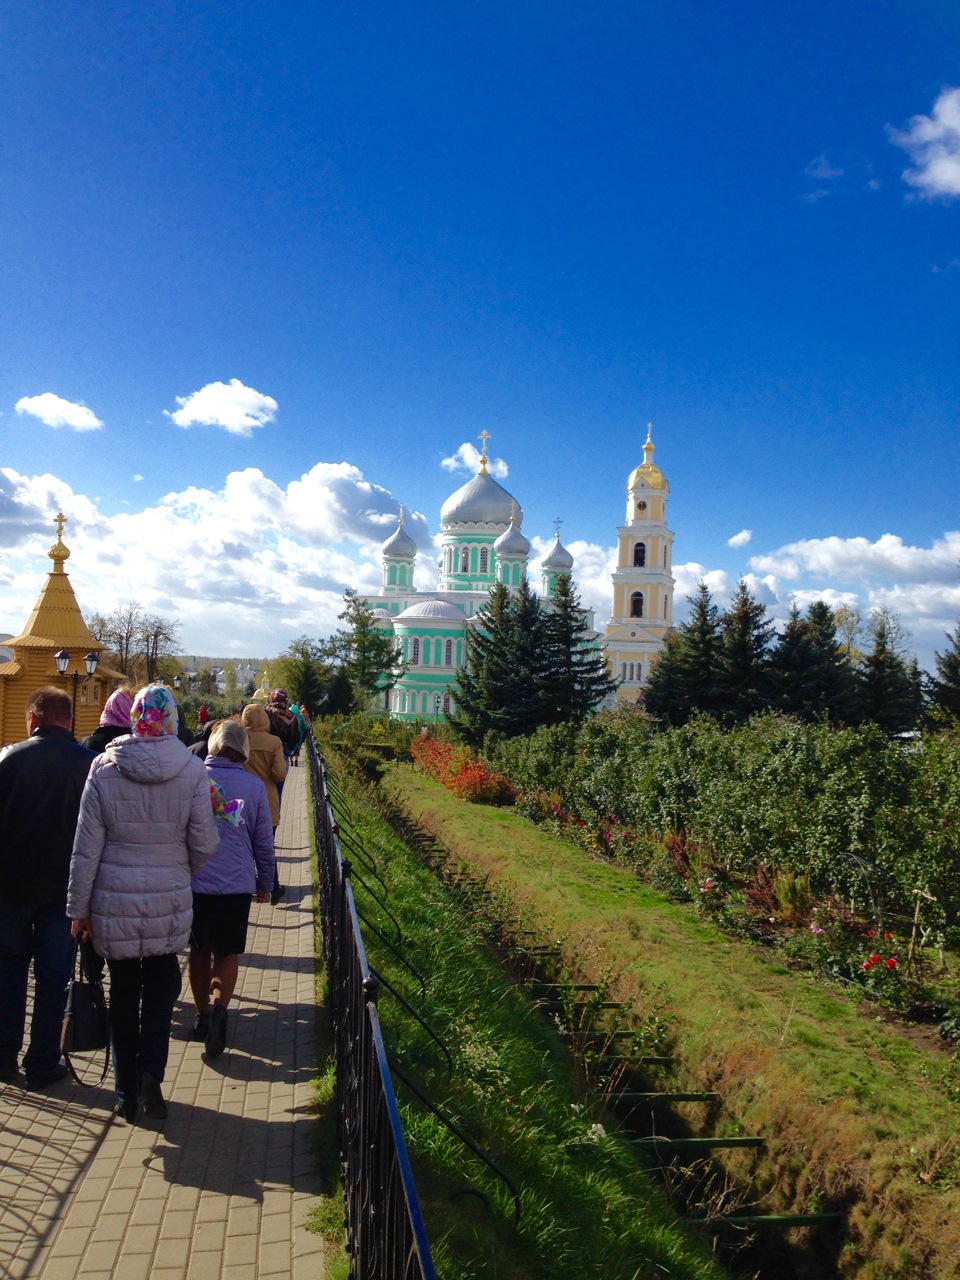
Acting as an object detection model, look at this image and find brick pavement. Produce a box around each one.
[0,761,326,1280]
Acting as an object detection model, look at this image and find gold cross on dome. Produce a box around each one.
[54,512,67,539]
[478,428,491,454]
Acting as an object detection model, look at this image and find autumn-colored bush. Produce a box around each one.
[411,733,514,804]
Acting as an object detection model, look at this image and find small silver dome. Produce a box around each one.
[394,598,466,623]
[494,521,530,558]
[542,536,574,571]
[382,521,418,558]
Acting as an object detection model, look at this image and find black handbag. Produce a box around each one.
[61,939,110,1085]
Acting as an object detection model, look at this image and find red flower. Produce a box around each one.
[576,821,583,827]
[886,957,897,970]
[861,961,872,971]
[870,954,880,965]
[867,929,875,936]
[884,932,892,940]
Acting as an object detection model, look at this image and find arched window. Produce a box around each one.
[663,596,669,618]
[479,547,489,574]
[411,638,420,665]
[388,564,397,585]
[399,565,407,585]
[620,663,626,682]
[630,592,644,618]
[663,546,668,568]
[442,692,451,714]
[636,662,642,683]
[461,547,469,573]
[444,639,453,666]
[633,541,646,567]
[628,662,634,682]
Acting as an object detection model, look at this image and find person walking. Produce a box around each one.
[239,704,286,824]
[79,687,135,755]
[289,703,308,767]
[189,721,275,1058]
[0,688,94,1088]
[67,684,219,1122]
[241,703,287,903]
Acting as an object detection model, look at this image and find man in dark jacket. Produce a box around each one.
[0,686,94,1087]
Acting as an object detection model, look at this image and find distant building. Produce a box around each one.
[361,428,675,719]
[0,515,124,745]
[604,426,676,702]
[360,434,593,721]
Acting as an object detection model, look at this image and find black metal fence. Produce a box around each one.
[308,734,437,1280]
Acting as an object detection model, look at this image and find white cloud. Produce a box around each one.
[727,528,752,548]
[15,393,103,432]
[0,463,433,657]
[749,531,960,585]
[440,442,509,479]
[166,379,278,435]
[1,462,956,671]
[132,473,143,482]
[889,86,960,199]
[805,153,844,180]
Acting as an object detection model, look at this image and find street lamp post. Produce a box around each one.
[54,649,100,733]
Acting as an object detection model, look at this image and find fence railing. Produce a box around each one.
[308,734,437,1280]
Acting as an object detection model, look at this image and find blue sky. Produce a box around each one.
[1,1,958,664]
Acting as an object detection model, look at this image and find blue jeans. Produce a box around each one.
[106,954,182,1104]
[0,897,74,1078]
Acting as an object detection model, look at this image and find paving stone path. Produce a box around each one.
[0,762,326,1280]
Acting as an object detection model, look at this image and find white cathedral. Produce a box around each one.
[360,427,675,720]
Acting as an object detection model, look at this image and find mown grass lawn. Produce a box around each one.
[322,750,731,1280]
[381,763,960,1280]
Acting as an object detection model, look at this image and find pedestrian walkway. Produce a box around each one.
[0,762,326,1280]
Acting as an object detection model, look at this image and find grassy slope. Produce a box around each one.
[383,765,960,1280]
[327,756,729,1280]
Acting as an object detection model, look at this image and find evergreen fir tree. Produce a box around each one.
[718,579,774,724]
[643,582,724,725]
[452,579,548,744]
[928,622,960,723]
[540,573,618,726]
[806,601,860,723]
[772,600,860,724]
[770,603,817,717]
[857,608,922,734]
[333,589,401,709]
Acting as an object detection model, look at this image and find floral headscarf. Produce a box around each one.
[130,684,180,738]
[100,688,135,730]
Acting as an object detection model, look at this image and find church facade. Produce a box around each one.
[361,429,674,720]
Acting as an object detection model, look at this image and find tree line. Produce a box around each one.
[642,581,960,733]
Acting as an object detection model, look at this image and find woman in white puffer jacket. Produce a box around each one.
[67,684,219,1123]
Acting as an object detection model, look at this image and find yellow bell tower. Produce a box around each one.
[604,425,675,701]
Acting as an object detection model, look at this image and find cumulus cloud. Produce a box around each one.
[441,442,509,479]
[166,379,278,435]
[727,528,752,548]
[0,463,433,657]
[889,86,960,199]
[132,473,143,482]
[749,531,960,585]
[15,393,103,432]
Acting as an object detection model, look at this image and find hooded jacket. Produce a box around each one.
[194,756,275,896]
[67,735,219,959]
[240,704,287,826]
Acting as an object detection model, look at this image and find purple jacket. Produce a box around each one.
[195,757,275,896]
